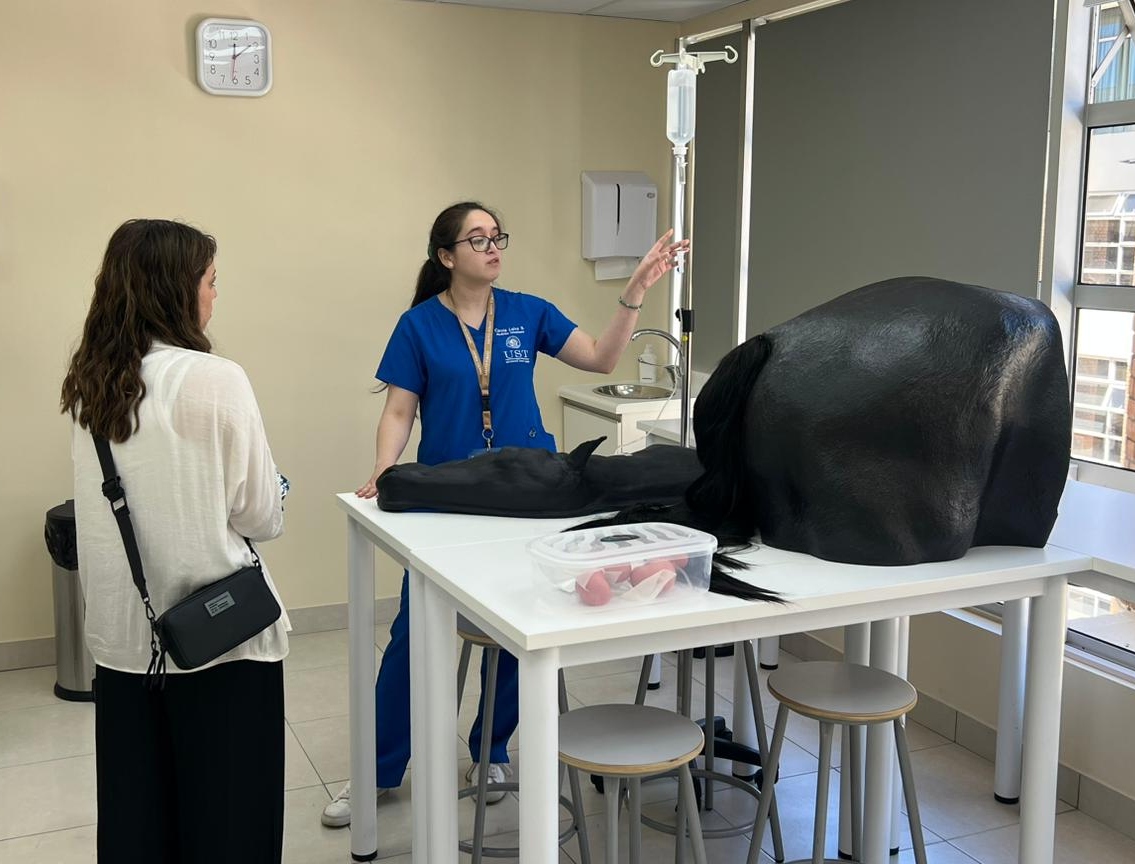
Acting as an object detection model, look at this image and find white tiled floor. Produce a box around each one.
[2,630,1135,864]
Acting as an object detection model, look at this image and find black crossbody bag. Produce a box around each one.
[93,436,282,684]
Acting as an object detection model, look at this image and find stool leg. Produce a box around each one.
[813,722,835,864]
[742,641,785,863]
[895,719,928,864]
[678,764,708,864]
[635,655,653,704]
[748,703,789,864]
[605,773,620,864]
[569,765,594,864]
[471,645,499,864]
[677,650,693,717]
[675,765,688,864]
[629,777,642,864]
[560,670,593,864]
[457,639,473,707]
[704,648,715,810]
[849,723,863,863]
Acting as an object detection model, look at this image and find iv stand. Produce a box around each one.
[650,46,738,447]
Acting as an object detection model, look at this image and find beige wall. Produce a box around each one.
[0,0,678,645]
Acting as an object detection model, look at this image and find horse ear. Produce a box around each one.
[565,437,603,471]
[686,334,771,537]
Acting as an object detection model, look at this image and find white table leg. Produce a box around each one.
[758,636,779,669]
[1020,576,1067,864]
[891,616,910,854]
[863,618,898,864]
[519,648,561,864]
[348,521,378,862]
[840,623,870,857]
[994,598,1028,804]
[731,641,758,779]
[420,576,457,864]
[408,569,430,864]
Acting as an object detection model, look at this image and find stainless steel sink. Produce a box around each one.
[593,383,673,400]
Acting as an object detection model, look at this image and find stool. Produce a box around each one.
[456,616,590,864]
[633,643,785,861]
[751,662,928,864]
[559,703,709,864]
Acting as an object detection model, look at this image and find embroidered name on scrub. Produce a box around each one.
[498,326,531,364]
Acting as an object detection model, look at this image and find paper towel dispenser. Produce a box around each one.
[581,171,657,279]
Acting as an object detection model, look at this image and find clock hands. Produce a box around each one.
[231,41,253,79]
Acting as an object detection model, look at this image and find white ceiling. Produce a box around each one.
[408,0,745,24]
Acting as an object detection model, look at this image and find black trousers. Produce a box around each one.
[94,660,285,864]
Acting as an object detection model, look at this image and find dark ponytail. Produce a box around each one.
[410,201,502,307]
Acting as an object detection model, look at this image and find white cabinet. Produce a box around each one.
[559,384,686,456]
[563,404,621,456]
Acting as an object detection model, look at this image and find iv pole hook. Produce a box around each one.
[650,45,738,71]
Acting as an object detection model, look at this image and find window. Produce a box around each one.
[1059,2,1135,668]
[1074,6,1135,476]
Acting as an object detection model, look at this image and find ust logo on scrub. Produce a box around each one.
[502,334,530,364]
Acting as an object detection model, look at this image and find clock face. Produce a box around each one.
[196,19,272,96]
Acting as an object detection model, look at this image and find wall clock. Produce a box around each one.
[195,18,272,97]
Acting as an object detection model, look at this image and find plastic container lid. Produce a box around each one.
[529,522,714,569]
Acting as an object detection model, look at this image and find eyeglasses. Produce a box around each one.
[448,233,509,253]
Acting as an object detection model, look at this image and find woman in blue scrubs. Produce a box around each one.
[322,201,686,826]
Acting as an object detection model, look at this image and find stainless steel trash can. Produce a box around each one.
[44,500,94,701]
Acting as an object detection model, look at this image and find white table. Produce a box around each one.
[993,479,1135,803]
[338,493,1091,864]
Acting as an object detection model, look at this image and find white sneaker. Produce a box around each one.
[464,762,509,805]
[320,782,390,828]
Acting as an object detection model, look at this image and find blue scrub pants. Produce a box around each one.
[375,572,519,788]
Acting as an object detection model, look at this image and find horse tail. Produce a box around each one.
[686,334,772,544]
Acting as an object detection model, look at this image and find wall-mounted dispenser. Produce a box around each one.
[581,171,657,280]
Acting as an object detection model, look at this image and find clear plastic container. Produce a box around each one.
[528,522,716,609]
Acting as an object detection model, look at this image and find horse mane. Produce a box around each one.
[569,335,782,603]
[687,334,771,545]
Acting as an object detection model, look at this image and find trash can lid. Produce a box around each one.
[45,499,78,570]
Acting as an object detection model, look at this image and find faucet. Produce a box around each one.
[631,328,682,389]
[630,327,693,447]
[631,327,681,353]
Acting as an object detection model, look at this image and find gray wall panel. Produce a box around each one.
[689,30,748,372]
[747,0,1056,335]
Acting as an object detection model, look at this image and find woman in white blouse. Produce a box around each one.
[61,219,288,863]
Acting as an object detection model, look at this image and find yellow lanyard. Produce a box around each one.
[450,290,496,447]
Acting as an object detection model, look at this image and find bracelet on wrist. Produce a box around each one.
[618,295,643,311]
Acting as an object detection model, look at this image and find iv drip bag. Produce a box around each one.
[666,67,696,148]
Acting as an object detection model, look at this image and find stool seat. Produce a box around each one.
[768,661,916,724]
[561,704,708,864]
[559,704,704,776]
[753,661,927,864]
[457,614,496,647]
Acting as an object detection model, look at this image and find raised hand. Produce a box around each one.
[626,229,690,296]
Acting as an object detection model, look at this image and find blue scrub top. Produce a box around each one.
[376,287,577,465]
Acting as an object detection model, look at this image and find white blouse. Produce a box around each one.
[71,343,290,674]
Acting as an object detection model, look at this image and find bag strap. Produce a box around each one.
[93,434,167,685]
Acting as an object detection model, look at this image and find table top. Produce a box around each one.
[408,535,1089,653]
[1048,479,1135,584]
[338,482,1126,653]
[336,492,595,559]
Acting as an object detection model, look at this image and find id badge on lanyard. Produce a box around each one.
[452,290,497,455]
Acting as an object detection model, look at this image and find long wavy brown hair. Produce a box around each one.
[60,219,216,442]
